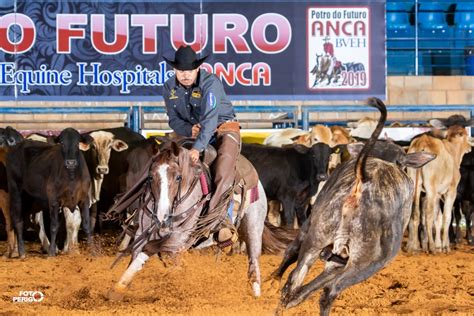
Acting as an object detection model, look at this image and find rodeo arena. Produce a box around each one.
[1,0,474,315]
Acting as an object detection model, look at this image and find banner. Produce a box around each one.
[0,0,386,101]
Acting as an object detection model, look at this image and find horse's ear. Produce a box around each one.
[170,141,180,157]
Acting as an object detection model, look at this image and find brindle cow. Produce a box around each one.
[271,98,435,315]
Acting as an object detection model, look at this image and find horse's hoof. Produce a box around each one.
[106,287,125,301]
[251,282,261,298]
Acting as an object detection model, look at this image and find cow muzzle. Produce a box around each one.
[96,165,109,175]
[317,174,328,181]
[65,159,78,169]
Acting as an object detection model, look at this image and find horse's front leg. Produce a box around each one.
[107,251,150,301]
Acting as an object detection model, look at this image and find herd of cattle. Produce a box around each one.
[0,99,473,313]
[0,110,472,260]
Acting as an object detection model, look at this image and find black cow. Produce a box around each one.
[271,98,435,315]
[452,150,474,245]
[241,142,335,227]
[7,128,93,258]
[0,126,24,148]
[0,126,24,257]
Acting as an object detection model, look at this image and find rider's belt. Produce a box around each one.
[217,121,240,134]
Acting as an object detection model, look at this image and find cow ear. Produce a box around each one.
[293,134,311,146]
[346,142,364,158]
[112,139,128,152]
[79,134,94,151]
[294,144,309,154]
[290,134,302,141]
[429,119,446,129]
[400,152,436,168]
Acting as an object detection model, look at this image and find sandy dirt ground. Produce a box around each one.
[0,236,473,316]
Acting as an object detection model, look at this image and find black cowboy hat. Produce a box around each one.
[163,46,207,71]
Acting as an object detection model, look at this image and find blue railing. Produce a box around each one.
[301,104,474,130]
[139,105,299,129]
[0,106,135,129]
[0,104,472,133]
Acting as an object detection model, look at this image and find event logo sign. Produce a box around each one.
[0,0,385,101]
[307,7,370,90]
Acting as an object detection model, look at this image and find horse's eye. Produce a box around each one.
[176,175,182,181]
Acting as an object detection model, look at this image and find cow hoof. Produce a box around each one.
[2,249,19,259]
[107,287,125,301]
[69,247,81,255]
[404,245,420,254]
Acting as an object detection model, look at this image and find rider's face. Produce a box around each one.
[175,68,199,88]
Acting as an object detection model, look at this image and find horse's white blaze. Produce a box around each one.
[157,164,170,221]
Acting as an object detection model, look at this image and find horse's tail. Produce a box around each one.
[262,221,298,255]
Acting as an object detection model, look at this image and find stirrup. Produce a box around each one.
[217,227,238,253]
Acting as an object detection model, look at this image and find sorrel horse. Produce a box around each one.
[106,141,267,300]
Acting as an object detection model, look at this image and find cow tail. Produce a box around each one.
[261,221,298,255]
[354,97,387,183]
[333,98,387,259]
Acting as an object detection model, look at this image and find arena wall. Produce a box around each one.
[0,76,472,131]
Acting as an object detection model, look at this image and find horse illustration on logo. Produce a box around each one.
[310,36,366,88]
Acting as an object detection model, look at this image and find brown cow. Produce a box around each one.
[348,117,378,139]
[263,128,309,147]
[406,122,473,254]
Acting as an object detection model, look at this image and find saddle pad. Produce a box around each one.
[235,155,258,190]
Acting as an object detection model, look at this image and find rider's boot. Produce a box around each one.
[217,217,238,254]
